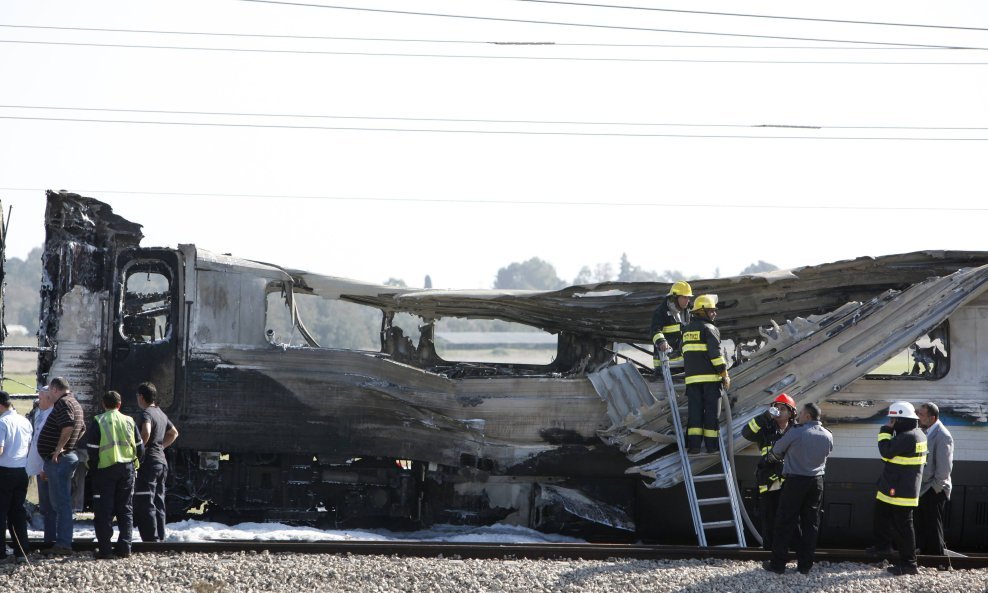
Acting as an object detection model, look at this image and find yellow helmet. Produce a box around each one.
[691,294,718,312]
[668,281,693,297]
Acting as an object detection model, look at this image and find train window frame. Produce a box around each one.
[865,322,950,381]
[263,282,382,352]
[119,259,173,344]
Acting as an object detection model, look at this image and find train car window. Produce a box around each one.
[865,322,950,380]
[265,284,381,351]
[434,317,557,365]
[121,265,172,343]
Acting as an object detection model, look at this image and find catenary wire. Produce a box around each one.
[1,187,986,212]
[2,114,988,140]
[3,39,987,64]
[233,0,981,50]
[0,23,979,50]
[510,0,988,32]
[2,105,987,131]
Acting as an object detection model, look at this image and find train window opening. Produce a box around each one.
[265,284,382,351]
[434,317,557,365]
[866,322,950,380]
[120,263,172,343]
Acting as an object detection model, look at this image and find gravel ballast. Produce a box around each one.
[2,551,985,593]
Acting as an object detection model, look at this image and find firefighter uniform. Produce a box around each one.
[650,287,692,370]
[874,406,927,574]
[681,307,727,452]
[742,412,788,549]
[85,403,144,559]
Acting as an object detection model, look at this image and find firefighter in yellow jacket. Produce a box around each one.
[84,390,144,559]
[650,281,692,372]
[681,294,729,454]
[872,401,927,576]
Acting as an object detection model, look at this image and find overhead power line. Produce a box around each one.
[234,0,980,50]
[2,187,986,212]
[4,39,986,65]
[2,114,987,140]
[3,105,987,131]
[0,23,979,50]
[510,0,988,32]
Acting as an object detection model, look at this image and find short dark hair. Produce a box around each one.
[137,382,157,404]
[0,390,10,408]
[803,402,822,421]
[103,390,122,409]
[50,377,70,391]
[921,402,940,419]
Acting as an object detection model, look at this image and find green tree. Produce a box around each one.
[2,247,43,331]
[494,257,565,290]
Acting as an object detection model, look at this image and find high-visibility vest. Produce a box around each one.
[681,318,727,384]
[95,410,140,470]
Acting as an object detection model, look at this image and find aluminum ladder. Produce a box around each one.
[657,352,747,548]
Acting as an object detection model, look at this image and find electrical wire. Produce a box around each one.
[3,105,987,131]
[2,114,987,140]
[510,0,988,32]
[0,23,980,50]
[1,188,987,212]
[4,39,986,65]
[233,0,982,50]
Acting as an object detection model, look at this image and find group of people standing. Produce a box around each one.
[651,281,956,576]
[0,378,177,562]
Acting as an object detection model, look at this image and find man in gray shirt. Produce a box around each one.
[764,402,834,575]
[915,402,953,557]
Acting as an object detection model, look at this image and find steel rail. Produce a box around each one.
[28,539,988,570]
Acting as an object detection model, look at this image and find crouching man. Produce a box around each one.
[84,391,144,559]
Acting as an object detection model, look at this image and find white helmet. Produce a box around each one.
[887,401,919,420]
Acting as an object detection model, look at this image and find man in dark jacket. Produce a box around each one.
[650,281,692,373]
[681,294,728,454]
[872,401,927,576]
[742,393,796,550]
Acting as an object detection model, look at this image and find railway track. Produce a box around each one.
[29,540,988,570]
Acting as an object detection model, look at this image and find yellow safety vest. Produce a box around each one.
[95,410,140,470]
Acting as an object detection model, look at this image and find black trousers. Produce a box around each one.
[685,382,721,451]
[134,460,168,542]
[873,499,917,568]
[758,488,782,551]
[770,475,823,572]
[915,489,948,556]
[0,466,29,559]
[92,462,136,555]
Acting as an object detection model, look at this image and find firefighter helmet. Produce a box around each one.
[773,393,796,408]
[691,294,718,312]
[668,281,694,297]
[888,401,919,420]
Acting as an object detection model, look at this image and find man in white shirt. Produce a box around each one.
[0,390,34,563]
[26,387,56,546]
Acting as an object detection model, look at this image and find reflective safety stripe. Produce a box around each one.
[685,374,722,384]
[662,324,680,333]
[877,433,892,442]
[86,443,99,448]
[702,429,719,438]
[133,491,154,496]
[709,356,726,367]
[915,441,928,454]
[747,418,761,433]
[760,446,771,456]
[759,485,768,493]
[653,332,665,344]
[882,455,926,466]
[876,491,919,507]
[682,344,708,352]
[669,356,683,363]
[687,428,704,436]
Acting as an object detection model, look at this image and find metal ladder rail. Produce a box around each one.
[658,353,746,548]
[658,353,707,547]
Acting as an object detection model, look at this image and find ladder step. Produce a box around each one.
[702,520,737,531]
[692,473,726,483]
[697,497,731,507]
[714,543,744,548]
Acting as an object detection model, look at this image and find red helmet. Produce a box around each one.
[773,393,796,408]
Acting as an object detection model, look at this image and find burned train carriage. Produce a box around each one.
[37,191,988,546]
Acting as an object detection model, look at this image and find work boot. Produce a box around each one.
[887,565,919,576]
[762,561,785,575]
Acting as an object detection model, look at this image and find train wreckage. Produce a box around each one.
[8,190,988,547]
